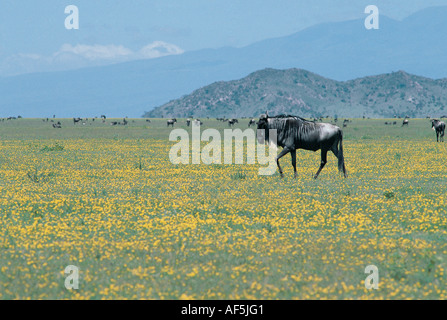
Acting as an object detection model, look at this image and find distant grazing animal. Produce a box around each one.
[73,117,82,124]
[431,119,445,142]
[402,119,409,126]
[145,119,151,123]
[257,112,347,179]
[167,119,177,127]
[186,119,191,127]
[52,122,62,129]
[228,119,238,127]
[193,119,203,126]
[248,119,256,127]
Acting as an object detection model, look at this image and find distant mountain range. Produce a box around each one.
[145,68,447,119]
[1,6,447,118]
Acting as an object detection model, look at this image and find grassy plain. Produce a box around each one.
[0,117,446,299]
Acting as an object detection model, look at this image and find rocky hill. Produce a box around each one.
[144,68,447,118]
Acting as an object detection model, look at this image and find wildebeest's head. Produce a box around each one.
[257,113,269,144]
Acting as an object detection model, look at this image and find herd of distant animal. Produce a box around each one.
[1,113,445,144]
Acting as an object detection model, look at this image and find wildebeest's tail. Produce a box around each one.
[337,130,347,177]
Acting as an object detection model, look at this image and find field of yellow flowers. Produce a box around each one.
[0,118,446,299]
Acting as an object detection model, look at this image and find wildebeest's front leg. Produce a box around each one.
[291,149,297,178]
[314,149,328,179]
[276,147,291,178]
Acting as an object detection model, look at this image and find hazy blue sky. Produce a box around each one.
[0,0,446,75]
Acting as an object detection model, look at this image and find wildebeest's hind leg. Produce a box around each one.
[291,149,297,178]
[276,147,292,178]
[331,142,347,178]
[314,149,328,179]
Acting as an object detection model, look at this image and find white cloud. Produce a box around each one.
[0,41,185,76]
[55,44,133,61]
[137,41,184,59]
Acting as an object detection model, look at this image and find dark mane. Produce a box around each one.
[270,114,312,123]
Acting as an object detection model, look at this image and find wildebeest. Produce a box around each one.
[402,119,409,126]
[52,122,62,129]
[248,119,256,127]
[167,119,177,127]
[73,117,82,124]
[193,119,203,126]
[228,119,238,127]
[257,113,347,179]
[431,119,445,142]
[186,119,191,127]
